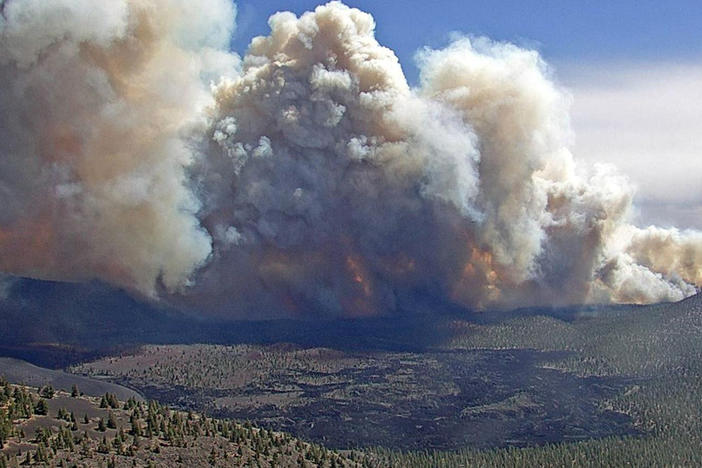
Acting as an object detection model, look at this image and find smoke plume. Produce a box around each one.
[0,0,237,295]
[1,1,700,318]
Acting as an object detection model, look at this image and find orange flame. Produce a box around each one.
[452,246,502,309]
[343,254,376,317]
[346,255,372,298]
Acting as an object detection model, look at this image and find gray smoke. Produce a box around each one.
[1,1,700,318]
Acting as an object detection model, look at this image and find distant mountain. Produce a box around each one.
[0,277,456,367]
[1,275,699,369]
[0,277,193,366]
[0,277,179,345]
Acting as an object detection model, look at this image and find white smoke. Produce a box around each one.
[0,0,237,295]
[1,0,700,317]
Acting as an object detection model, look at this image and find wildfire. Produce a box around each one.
[345,255,372,298]
[452,246,502,309]
[341,254,377,317]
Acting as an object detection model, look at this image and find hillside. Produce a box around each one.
[0,359,141,402]
[0,379,369,467]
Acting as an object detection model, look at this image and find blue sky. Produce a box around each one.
[230,1,702,229]
[232,0,702,84]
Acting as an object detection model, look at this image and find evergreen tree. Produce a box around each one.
[34,398,49,415]
[107,411,117,429]
[98,436,110,453]
[39,385,55,399]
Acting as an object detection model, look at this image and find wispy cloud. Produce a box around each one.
[559,62,702,229]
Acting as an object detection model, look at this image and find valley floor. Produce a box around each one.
[3,294,702,466]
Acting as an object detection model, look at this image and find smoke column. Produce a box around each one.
[0,0,237,295]
[1,1,700,317]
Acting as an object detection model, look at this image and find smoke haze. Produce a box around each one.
[1,1,700,318]
[562,63,702,230]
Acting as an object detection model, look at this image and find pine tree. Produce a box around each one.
[41,385,55,399]
[107,411,117,429]
[130,413,142,437]
[98,436,110,453]
[106,393,119,409]
[34,398,48,415]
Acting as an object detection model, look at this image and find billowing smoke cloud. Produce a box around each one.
[1,1,700,318]
[0,0,237,295]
